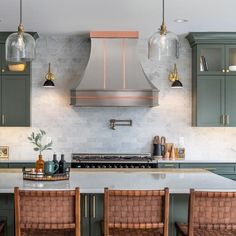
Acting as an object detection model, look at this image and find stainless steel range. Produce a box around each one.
[71,153,157,168]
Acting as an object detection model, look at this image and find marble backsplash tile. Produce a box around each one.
[0,34,235,161]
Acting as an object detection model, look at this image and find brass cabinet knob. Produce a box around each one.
[1,69,5,73]
[226,69,230,73]
[222,69,225,73]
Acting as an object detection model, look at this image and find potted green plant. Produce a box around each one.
[28,130,53,172]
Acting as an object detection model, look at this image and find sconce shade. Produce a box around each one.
[171,80,183,88]
[43,80,55,87]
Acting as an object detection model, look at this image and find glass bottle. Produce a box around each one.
[53,153,59,174]
[59,154,66,174]
[35,154,44,172]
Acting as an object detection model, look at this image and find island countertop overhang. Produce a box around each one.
[0,168,235,194]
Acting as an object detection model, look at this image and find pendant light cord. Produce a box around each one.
[162,0,165,23]
[20,0,22,24]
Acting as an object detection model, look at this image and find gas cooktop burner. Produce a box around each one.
[71,153,157,169]
[72,153,153,162]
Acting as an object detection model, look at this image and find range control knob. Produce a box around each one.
[85,165,90,168]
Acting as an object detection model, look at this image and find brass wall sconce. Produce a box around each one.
[43,63,55,87]
[168,64,183,88]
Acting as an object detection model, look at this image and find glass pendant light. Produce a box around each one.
[5,0,35,62]
[43,63,55,87]
[148,0,179,60]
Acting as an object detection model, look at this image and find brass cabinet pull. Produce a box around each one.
[222,69,225,73]
[1,115,4,125]
[220,115,225,125]
[225,115,229,125]
[84,195,88,218]
[92,195,96,218]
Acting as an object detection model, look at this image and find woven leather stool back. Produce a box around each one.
[104,188,169,236]
[14,187,80,236]
[188,189,236,236]
[0,222,4,236]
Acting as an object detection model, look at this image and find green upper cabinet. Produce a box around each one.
[197,76,224,126]
[197,45,225,75]
[1,75,30,126]
[0,32,38,127]
[187,32,236,127]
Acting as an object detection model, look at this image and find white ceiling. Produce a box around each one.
[0,0,235,38]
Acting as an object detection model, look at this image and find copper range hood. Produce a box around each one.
[70,31,159,107]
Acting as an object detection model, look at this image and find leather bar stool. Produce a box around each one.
[175,189,236,236]
[14,187,80,236]
[104,188,169,236]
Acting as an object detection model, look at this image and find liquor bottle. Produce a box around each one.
[53,153,59,173]
[59,154,66,173]
[178,137,186,160]
[35,154,44,172]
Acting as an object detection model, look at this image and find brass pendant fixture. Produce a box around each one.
[148,0,179,60]
[5,0,36,62]
[43,63,55,87]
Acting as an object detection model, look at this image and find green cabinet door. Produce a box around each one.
[81,194,90,236]
[1,75,30,126]
[197,76,224,126]
[0,194,14,236]
[225,76,236,126]
[197,45,225,75]
[225,45,236,75]
[90,194,103,236]
[80,194,103,236]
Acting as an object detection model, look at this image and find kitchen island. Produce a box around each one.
[0,168,235,236]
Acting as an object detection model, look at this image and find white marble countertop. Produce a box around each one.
[0,169,235,194]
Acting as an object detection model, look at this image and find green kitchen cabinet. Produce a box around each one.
[0,194,14,236]
[158,163,180,168]
[159,161,236,180]
[225,76,236,126]
[0,32,38,127]
[196,76,224,126]
[81,194,103,236]
[1,75,30,126]
[187,33,236,126]
[8,162,35,168]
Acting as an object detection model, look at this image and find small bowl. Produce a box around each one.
[8,64,26,72]
[229,65,236,71]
